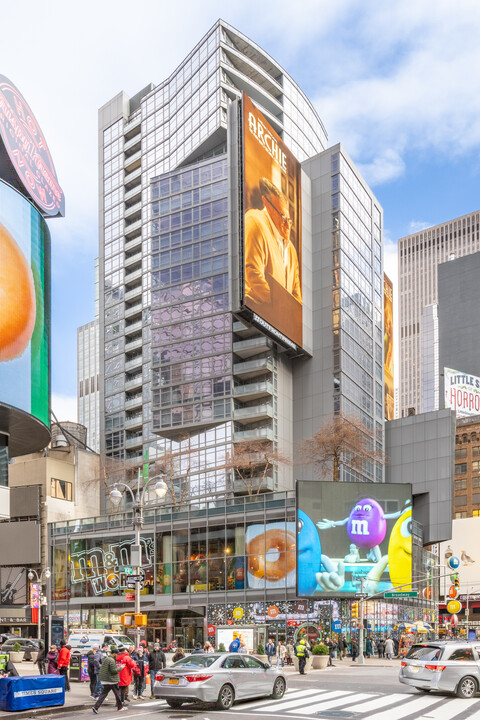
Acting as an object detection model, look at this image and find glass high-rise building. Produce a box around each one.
[98,20,384,502]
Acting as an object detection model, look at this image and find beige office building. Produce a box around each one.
[398,210,480,416]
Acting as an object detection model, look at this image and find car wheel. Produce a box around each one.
[216,684,235,710]
[270,677,286,699]
[456,676,477,698]
[166,699,183,709]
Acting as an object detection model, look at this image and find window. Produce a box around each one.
[473,510,480,517]
[50,478,72,501]
[223,656,245,669]
[455,463,467,475]
[473,446,480,457]
[473,493,480,505]
[455,449,467,459]
[449,648,474,661]
[473,461,480,473]
[455,495,467,507]
[455,479,467,491]
[243,656,266,669]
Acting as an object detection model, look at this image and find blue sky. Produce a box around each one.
[2,0,480,419]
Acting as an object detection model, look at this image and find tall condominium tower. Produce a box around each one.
[77,260,100,452]
[98,20,384,502]
[398,210,480,417]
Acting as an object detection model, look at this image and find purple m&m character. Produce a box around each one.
[346,498,387,549]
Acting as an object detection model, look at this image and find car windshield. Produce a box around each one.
[172,655,220,668]
[112,636,132,646]
[406,644,444,661]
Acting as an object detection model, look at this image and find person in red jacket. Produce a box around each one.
[57,641,71,692]
[116,647,138,704]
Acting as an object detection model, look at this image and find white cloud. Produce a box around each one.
[51,393,77,424]
[408,220,432,234]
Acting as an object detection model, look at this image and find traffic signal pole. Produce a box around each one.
[358,577,365,665]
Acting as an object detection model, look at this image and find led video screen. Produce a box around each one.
[297,480,412,597]
[0,180,50,427]
[242,93,302,348]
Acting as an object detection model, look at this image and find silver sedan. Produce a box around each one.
[153,653,287,710]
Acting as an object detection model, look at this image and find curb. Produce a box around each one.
[0,703,90,719]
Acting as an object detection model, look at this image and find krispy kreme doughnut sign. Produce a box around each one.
[0,74,64,217]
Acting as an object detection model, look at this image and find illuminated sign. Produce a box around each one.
[70,537,154,596]
[384,274,394,420]
[0,75,64,217]
[242,93,302,348]
[245,521,296,589]
[296,481,412,597]
[444,367,480,417]
[0,180,50,427]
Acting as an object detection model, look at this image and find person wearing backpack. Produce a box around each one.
[87,645,98,697]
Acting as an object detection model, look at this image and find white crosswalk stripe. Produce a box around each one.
[231,689,480,720]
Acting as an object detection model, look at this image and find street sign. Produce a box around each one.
[121,567,133,575]
[355,593,368,598]
[125,574,143,582]
[384,591,418,598]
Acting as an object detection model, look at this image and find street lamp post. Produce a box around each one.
[109,471,168,647]
[27,567,51,642]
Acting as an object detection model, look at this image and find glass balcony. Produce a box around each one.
[233,357,273,379]
[124,267,142,285]
[124,250,142,268]
[233,426,274,442]
[125,394,143,410]
[125,218,142,238]
[124,302,142,319]
[125,355,142,372]
[124,335,142,352]
[233,381,273,401]
[125,319,143,335]
[233,336,272,359]
[125,375,142,391]
[124,285,142,303]
[233,404,273,424]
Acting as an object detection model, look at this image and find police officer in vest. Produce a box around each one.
[295,638,309,674]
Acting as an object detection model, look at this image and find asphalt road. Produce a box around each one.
[31,667,480,720]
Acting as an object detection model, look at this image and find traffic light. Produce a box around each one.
[351,602,359,619]
[454,575,460,590]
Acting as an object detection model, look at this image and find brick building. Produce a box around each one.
[454,416,480,518]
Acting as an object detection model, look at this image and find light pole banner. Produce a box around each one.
[30,582,40,609]
[444,367,480,417]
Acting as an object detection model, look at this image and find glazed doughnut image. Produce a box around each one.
[246,529,296,581]
[0,222,36,361]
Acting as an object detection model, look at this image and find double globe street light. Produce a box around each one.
[109,472,168,646]
[27,567,51,643]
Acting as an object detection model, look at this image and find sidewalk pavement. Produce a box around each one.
[0,656,403,718]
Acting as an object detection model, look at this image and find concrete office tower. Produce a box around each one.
[421,304,439,413]
[98,20,382,499]
[398,210,480,417]
[77,260,100,452]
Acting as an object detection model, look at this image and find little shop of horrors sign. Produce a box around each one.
[70,537,154,596]
[444,367,480,417]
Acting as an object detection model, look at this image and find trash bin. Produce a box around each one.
[69,653,82,682]
[0,675,65,711]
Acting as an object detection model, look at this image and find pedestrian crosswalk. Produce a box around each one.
[230,687,480,720]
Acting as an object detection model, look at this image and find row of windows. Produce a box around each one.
[154,332,231,365]
[153,377,231,408]
[153,216,229,253]
[153,235,228,270]
[455,493,480,506]
[152,159,226,200]
[151,273,229,306]
[79,376,99,397]
[153,255,228,289]
[152,313,230,344]
[153,189,227,219]
[455,461,480,474]
[153,200,228,236]
[151,293,228,328]
[455,477,480,490]
[153,354,231,388]
[153,399,231,430]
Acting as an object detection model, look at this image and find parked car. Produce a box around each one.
[399,641,480,698]
[1,638,40,661]
[153,652,286,710]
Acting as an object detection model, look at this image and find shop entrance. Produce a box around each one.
[176,617,203,651]
[146,627,167,646]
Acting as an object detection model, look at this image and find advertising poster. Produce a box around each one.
[297,481,412,597]
[216,627,254,654]
[384,274,394,420]
[245,521,296,589]
[242,93,302,348]
[444,367,480,417]
[0,180,50,427]
[0,567,27,605]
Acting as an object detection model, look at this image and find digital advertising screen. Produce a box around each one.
[297,480,412,598]
[444,367,480,417]
[384,274,394,420]
[242,93,302,348]
[0,179,50,427]
[245,521,296,589]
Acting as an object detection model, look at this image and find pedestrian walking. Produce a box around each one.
[377,638,385,658]
[277,641,286,667]
[337,636,345,660]
[171,647,185,663]
[148,643,166,698]
[57,641,71,691]
[92,647,124,713]
[350,638,358,662]
[384,637,394,660]
[295,638,309,675]
[365,637,373,658]
[204,641,214,653]
[132,647,147,699]
[36,643,46,675]
[265,638,276,666]
[47,644,59,674]
[229,633,241,652]
[117,646,138,705]
[93,645,107,698]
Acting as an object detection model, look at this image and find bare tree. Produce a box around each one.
[151,446,191,507]
[224,440,289,496]
[301,413,385,482]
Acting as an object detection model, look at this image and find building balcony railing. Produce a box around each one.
[125,355,143,372]
[125,374,142,391]
[124,234,142,253]
[124,302,142,319]
[233,475,275,496]
[125,335,142,352]
[233,357,273,379]
[124,201,142,220]
[233,336,272,359]
[233,404,273,425]
[233,426,274,442]
[124,149,141,172]
[124,110,141,134]
[124,166,141,187]
[124,250,142,268]
[124,267,143,285]
[125,394,143,410]
[124,134,141,155]
[124,184,142,204]
[233,381,273,401]
[125,414,143,429]
[125,434,143,448]
[125,319,143,335]
[124,285,142,303]
[124,218,142,238]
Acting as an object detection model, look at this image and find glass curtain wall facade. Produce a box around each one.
[98,20,327,499]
